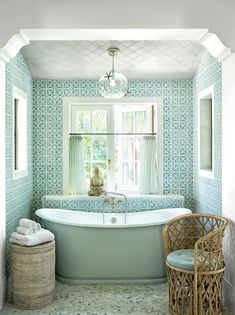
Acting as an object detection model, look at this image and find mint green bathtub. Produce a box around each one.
[36,208,191,284]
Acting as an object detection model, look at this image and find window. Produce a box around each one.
[198,85,214,178]
[116,105,152,191]
[63,98,163,194]
[71,105,114,189]
[13,87,28,179]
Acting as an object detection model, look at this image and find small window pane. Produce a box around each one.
[122,162,135,185]
[135,162,140,185]
[122,112,134,132]
[85,163,91,186]
[135,111,147,132]
[83,136,91,161]
[93,137,107,161]
[135,137,142,160]
[122,137,135,160]
[92,110,107,133]
[75,111,91,133]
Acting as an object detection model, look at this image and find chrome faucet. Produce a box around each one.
[101,192,127,224]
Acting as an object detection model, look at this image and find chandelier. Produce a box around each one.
[98,47,128,99]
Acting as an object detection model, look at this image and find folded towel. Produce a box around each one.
[16,226,34,235]
[19,218,41,231]
[10,229,54,246]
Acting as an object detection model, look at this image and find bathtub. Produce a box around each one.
[36,207,192,284]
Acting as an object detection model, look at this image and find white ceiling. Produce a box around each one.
[21,40,205,80]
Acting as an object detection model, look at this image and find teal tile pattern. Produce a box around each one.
[5,52,33,273]
[193,51,222,214]
[33,80,193,210]
[41,195,185,212]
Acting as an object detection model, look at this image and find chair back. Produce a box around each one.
[163,213,228,271]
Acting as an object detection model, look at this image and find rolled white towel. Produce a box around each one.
[10,229,54,246]
[19,218,36,229]
[18,219,41,232]
[35,223,41,231]
[16,226,34,235]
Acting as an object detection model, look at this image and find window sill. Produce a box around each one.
[13,170,28,180]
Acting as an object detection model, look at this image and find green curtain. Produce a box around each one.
[139,135,159,194]
[69,136,86,195]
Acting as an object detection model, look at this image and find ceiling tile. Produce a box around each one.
[21,40,205,80]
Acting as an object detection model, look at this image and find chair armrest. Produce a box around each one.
[194,224,227,272]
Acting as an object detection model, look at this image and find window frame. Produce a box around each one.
[12,86,28,180]
[63,97,163,195]
[198,85,215,179]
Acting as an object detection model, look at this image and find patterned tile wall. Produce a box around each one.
[41,195,185,212]
[193,51,222,214]
[5,52,33,272]
[33,80,193,210]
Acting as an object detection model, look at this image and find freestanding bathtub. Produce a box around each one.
[36,207,192,284]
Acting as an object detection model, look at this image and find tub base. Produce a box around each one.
[35,207,192,285]
[56,275,167,285]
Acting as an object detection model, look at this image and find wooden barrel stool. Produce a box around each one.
[11,241,55,309]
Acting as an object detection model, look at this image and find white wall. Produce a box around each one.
[222,53,235,221]
[0,0,235,50]
[0,60,6,308]
[222,53,235,313]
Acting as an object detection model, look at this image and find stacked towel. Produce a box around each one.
[10,218,54,246]
[17,218,41,235]
[10,229,54,246]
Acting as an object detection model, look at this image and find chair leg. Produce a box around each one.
[193,274,198,315]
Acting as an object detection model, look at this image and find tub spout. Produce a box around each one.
[101,192,127,225]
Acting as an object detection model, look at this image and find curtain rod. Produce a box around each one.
[69,132,157,136]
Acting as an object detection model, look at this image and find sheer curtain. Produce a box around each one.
[139,135,159,194]
[69,136,86,195]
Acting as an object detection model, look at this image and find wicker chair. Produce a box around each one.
[163,213,228,315]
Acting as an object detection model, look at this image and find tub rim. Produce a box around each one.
[35,207,192,229]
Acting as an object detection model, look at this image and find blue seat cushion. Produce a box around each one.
[167,249,195,270]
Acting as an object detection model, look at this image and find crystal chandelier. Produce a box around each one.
[99,47,128,99]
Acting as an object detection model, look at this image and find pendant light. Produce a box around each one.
[98,47,128,99]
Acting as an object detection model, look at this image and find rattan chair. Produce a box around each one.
[163,213,228,315]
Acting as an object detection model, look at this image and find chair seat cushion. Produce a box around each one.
[167,249,195,270]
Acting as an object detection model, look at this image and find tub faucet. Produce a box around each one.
[101,192,127,224]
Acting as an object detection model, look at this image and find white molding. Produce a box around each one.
[22,28,208,41]
[198,32,231,62]
[0,60,6,308]
[0,29,231,64]
[0,33,29,63]
[222,53,235,223]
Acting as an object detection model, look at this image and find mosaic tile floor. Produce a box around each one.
[1,282,232,315]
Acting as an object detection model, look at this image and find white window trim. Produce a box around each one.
[12,86,28,180]
[63,97,163,195]
[198,85,215,179]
